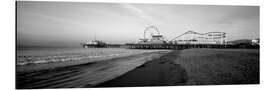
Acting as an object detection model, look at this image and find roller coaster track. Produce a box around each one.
[170,30,226,41]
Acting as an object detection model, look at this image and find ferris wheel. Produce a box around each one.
[143,25,160,40]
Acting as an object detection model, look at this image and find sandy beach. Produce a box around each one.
[16,49,259,89]
[96,49,259,87]
[97,49,259,87]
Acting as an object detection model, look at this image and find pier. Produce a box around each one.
[124,26,259,50]
[125,44,259,50]
[82,44,124,48]
[82,26,259,50]
[126,44,226,50]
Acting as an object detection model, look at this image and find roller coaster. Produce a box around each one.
[170,30,226,44]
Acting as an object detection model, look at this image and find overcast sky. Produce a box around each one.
[17,1,259,47]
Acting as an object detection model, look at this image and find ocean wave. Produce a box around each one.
[16,48,165,66]
[16,53,126,66]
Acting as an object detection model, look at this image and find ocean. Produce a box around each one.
[16,47,162,66]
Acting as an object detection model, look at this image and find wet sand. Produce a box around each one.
[95,50,187,87]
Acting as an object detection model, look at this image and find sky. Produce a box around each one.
[17,1,259,47]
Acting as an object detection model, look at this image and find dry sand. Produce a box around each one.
[174,49,259,85]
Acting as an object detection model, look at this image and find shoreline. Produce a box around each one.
[94,50,187,87]
[16,51,170,89]
[16,49,169,73]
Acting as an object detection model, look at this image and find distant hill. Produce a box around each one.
[228,39,252,44]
